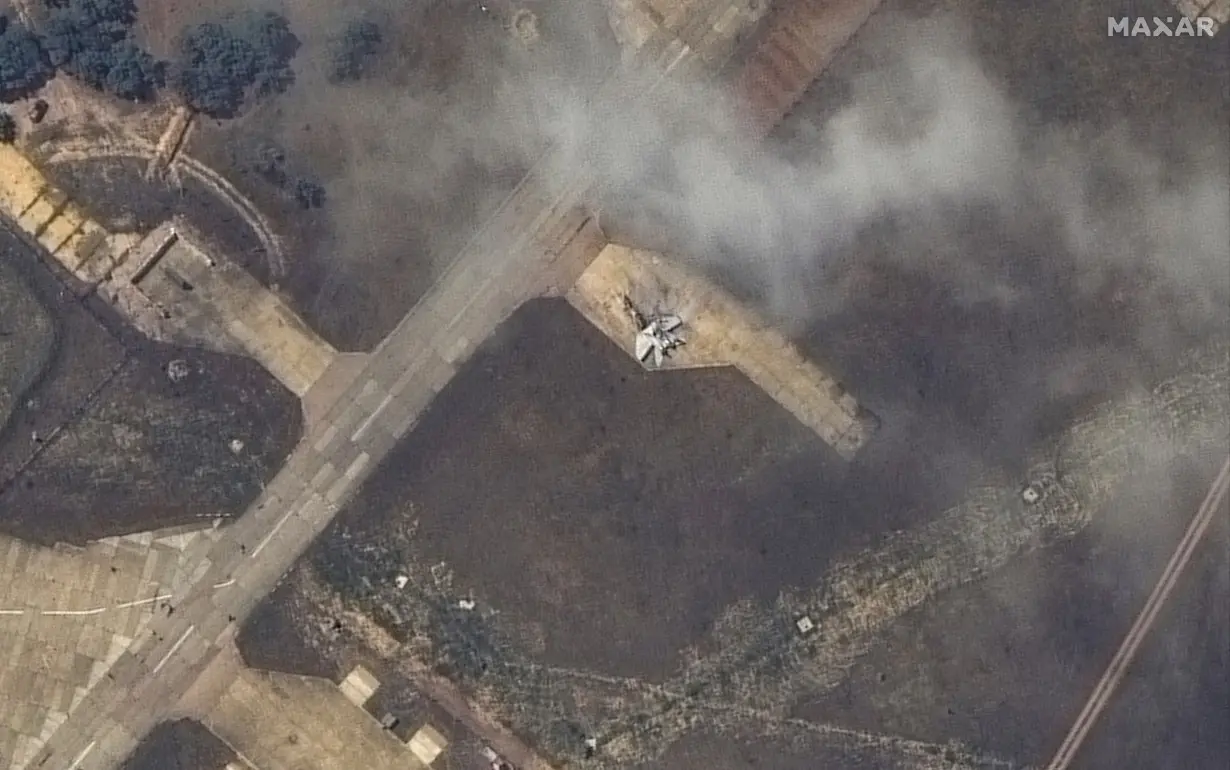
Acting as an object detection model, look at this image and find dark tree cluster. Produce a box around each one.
[172,12,299,119]
[39,0,163,101]
[234,139,326,210]
[0,14,53,102]
[0,111,16,142]
[328,18,383,84]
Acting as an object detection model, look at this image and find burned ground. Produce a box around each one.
[626,726,975,770]
[237,0,1227,768]
[240,578,505,767]
[0,233,56,433]
[1071,509,1229,770]
[764,2,1227,766]
[119,718,236,770]
[0,339,302,545]
[239,295,1226,768]
[149,0,620,351]
[0,227,302,546]
[794,452,1227,766]
[39,156,275,283]
[256,298,836,684]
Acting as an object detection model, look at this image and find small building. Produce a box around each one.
[408,724,449,765]
[338,665,381,708]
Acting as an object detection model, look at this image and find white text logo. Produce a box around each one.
[1107,16,1216,36]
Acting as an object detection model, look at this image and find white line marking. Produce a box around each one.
[213,578,235,589]
[0,609,25,615]
[252,508,295,558]
[67,740,96,770]
[352,393,393,443]
[152,625,195,675]
[41,608,105,616]
[1045,455,1230,770]
[113,594,171,610]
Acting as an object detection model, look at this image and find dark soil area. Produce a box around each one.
[628,725,984,770]
[0,225,129,504]
[795,453,1227,767]
[781,0,1228,137]
[240,577,501,769]
[1071,507,1229,770]
[40,157,274,284]
[235,0,1226,767]
[119,718,236,770]
[0,234,57,431]
[240,578,341,681]
[306,298,832,683]
[0,227,303,546]
[182,0,621,352]
[0,340,302,545]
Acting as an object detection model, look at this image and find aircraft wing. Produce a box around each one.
[658,314,683,332]
[634,331,654,361]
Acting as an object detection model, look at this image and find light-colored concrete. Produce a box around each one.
[0,526,223,769]
[568,243,876,458]
[0,146,334,398]
[606,0,770,70]
[119,218,337,393]
[303,353,370,431]
[337,666,380,708]
[105,221,338,397]
[203,668,426,770]
[406,725,447,766]
[0,144,129,284]
[1174,0,1228,32]
[146,106,195,181]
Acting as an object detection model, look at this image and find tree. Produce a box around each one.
[38,0,162,101]
[172,12,299,119]
[243,11,298,96]
[103,42,163,101]
[292,178,325,209]
[328,19,382,83]
[0,15,53,102]
[0,111,16,143]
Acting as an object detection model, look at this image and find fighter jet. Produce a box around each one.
[622,295,685,368]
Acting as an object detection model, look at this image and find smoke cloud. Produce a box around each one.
[262,2,1225,382]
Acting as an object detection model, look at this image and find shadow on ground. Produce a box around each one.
[119,718,235,770]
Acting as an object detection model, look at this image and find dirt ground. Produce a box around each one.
[0,338,303,545]
[133,0,621,351]
[627,726,972,770]
[0,235,56,433]
[1071,509,1228,770]
[40,157,271,283]
[240,580,520,769]
[0,227,303,546]
[296,298,833,683]
[794,453,1226,766]
[119,718,236,770]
